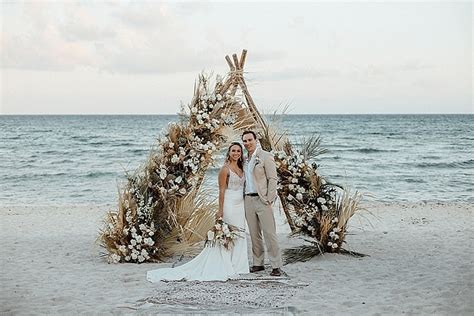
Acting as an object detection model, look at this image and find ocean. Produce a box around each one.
[1,114,472,206]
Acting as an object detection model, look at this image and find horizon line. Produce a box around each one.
[1,112,472,116]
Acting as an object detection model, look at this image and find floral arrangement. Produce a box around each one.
[100,74,251,263]
[260,132,364,261]
[205,218,243,250]
[274,148,341,252]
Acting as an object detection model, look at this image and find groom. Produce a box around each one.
[242,131,283,277]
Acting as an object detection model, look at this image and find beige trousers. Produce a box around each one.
[244,196,282,268]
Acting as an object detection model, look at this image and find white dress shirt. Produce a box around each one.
[244,150,257,194]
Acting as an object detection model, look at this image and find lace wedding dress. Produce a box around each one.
[147,169,249,282]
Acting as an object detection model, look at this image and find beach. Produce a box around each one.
[1,202,472,315]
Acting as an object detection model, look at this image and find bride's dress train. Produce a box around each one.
[147,170,249,282]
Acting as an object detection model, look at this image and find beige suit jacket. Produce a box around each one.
[250,148,278,205]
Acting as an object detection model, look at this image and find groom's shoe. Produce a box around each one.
[270,268,282,277]
[249,265,265,273]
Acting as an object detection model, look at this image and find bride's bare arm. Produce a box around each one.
[216,166,228,219]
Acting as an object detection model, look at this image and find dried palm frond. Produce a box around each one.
[336,189,365,234]
[284,244,323,264]
[162,188,217,257]
[301,134,328,161]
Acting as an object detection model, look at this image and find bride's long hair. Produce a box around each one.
[225,142,244,170]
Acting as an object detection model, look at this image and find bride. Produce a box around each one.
[147,142,249,282]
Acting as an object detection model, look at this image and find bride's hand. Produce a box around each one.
[216,210,223,220]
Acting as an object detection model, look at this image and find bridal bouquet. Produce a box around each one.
[205,218,243,250]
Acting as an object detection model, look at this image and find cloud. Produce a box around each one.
[1,2,224,74]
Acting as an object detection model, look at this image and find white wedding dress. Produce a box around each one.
[147,169,249,282]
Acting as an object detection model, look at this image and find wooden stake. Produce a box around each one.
[239,49,247,70]
[225,55,235,71]
[232,54,240,70]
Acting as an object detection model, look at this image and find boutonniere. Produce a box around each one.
[255,156,261,165]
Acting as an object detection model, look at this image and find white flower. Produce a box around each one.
[138,255,145,262]
[329,231,336,237]
[191,107,197,113]
[296,193,303,201]
[288,184,295,190]
[118,245,127,253]
[287,204,295,211]
[171,154,179,164]
[168,142,174,148]
[288,194,294,201]
[130,239,137,246]
[175,176,182,184]
[333,227,341,233]
[216,94,222,101]
[109,253,121,263]
[141,249,148,257]
[334,235,339,240]
[222,225,230,235]
[125,256,131,261]
[317,197,326,204]
[128,245,133,250]
[179,188,186,195]
[327,242,333,246]
[321,205,328,211]
[331,217,338,223]
[136,235,143,243]
[321,178,326,185]
[149,238,155,246]
[131,253,138,260]
[139,224,146,231]
[159,169,167,180]
[207,230,215,241]
[131,227,137,233]
[292,178,298,183]
[332,243,338,249]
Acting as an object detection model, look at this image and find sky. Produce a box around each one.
[1,0,472,114]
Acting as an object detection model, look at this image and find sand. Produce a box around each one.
[1,202,473,315]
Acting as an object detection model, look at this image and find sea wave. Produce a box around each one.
[415,159,474,169]
[332,148,398,154]
[84,171,117,178]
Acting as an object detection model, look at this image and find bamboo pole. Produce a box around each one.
[239,49,247,70]
[232,54,240,70]
[225,55,235,71]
